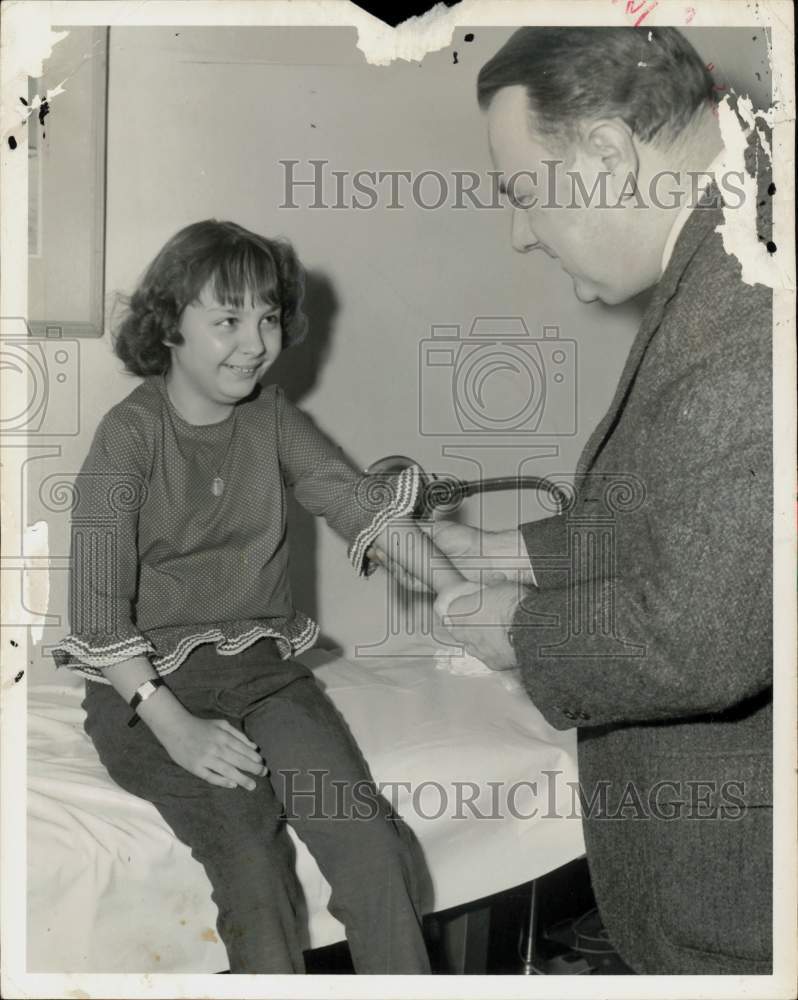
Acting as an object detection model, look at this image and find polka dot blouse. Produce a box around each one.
[52,376,420,682]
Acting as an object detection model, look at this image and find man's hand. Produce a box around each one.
[154,713,269,791]
[366,520,465,594]
[368,519,536,594]
[421,521,536,586]
[434,581,523,671]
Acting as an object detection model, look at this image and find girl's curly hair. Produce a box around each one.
[113,220,309,376]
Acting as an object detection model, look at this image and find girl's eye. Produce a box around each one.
[218,317,238,328]
[261,314,281,326]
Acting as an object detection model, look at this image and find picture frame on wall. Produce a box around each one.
[27,26,108,338]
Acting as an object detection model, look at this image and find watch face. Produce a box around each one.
[135,680,159,704]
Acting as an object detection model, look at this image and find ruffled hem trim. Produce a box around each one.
[56,615,320,683]
[348,464,421,577]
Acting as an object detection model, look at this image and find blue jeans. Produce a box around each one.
[83,639,431,973]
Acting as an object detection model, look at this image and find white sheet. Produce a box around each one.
[27,644,584,972]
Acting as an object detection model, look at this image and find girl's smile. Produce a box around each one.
[224,363,262,376]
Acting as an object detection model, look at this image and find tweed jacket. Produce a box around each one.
[511,193,773,974]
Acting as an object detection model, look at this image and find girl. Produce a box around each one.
[52,220,436,974]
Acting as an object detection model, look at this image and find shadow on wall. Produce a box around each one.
[275,269,339,404]
[266,270,340,635]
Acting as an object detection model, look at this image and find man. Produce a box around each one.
[430,28,772,975]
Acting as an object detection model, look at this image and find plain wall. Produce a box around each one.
[26,26,770,681]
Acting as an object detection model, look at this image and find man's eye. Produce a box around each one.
[218,317,237,328]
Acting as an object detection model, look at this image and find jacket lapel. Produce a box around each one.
[577,196,724,478]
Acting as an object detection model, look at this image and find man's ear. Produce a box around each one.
[581,118,639,200]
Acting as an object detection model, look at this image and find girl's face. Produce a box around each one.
[166,282,283,423]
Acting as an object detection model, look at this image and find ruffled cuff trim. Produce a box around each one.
[348,464,422,577]
[51,635,155,675]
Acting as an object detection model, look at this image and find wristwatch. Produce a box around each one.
[127,677,166,727]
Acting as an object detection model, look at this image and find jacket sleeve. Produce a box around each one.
[52,409,154,672]
[519,513,566,589]
[511,338,772,730]
[273,386,421,576]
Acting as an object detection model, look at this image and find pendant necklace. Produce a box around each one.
[162,377,238,498]
[204,408,238,497]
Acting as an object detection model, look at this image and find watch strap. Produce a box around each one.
[127,677,166,727]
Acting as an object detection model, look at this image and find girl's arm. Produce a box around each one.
[273,387,464,593]
[102,655,268,791]
[52,411,154,671]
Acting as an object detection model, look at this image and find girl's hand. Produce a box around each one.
[366,544,432,593]
[419,521,532,585]
[367,520,465,595]
[157,714,269,791]
[101,659,268,791]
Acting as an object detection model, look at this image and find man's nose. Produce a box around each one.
[511,208,539,253]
